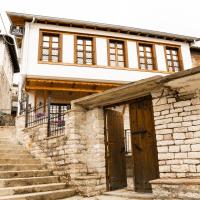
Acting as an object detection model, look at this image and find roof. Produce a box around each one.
[7,11,198,43]
[73,66,200,108]
[0,34,20,73]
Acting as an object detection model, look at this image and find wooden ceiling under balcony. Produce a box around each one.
[25,78,122,93]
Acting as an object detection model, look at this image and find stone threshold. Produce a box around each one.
[103,189,154,199]
[150,178,200,185]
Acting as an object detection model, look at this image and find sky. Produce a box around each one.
[0,0,200,37]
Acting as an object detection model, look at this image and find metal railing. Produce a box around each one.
[25,104,48,127]
[25,98,71,137]
[47,104,71,137]
[124,129,132,154]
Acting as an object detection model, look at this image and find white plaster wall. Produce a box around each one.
[0,39,5,66]
[181,43,192,70]
[127,41,138,69]
[62,34,74,63]
[96,38,107,66]
[155,45,167,71]
[22,22,193,84]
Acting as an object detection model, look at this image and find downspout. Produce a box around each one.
[18,17,35,114]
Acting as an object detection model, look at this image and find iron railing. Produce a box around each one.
[47,104,71,137]
[124,129,132,154]
[25,98,71,137]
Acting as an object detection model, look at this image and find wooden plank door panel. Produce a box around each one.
[129,96,159,192]
[106,109,127,190]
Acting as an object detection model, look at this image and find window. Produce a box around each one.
[138,43,155,70]
[165,47,181,72]
[108,40,125,67]
[76,37,94,65]
[40,33,61,62]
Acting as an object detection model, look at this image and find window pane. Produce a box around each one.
[110,61,116,66]
[77,51,83,58]
[110,48,115,54]
[43,36,49,41]
[166,49,170,54]
[117,43,123,49]
[140,58,145,63]
[77,45,83,50]
[86,52,92,59]
[146,47,151,52]
[173,55,178,61]
[118,61,124,67]
[118,49,123,55]
[77,39,83,45]
[77,58,83,64]
[86,59,92,64]
[42,49,49,55]
[146,52,152,58]
[52,43,58,48]
[86,40,92,45]
[147,65,153,70]
[110,43,115,48]
[42,56,48,61]
[168,61,172,66]
[167,54,171,59]
[174,61,179,67]
[118,56,124,61]
[140,63,145,69]
[52,49,58,56]
[147,59,152,64]
[86,46,92,51]
[43,42,49,47]
[110,54,115,60]
[172,50,178,55]
[140,52,144,56]
[52,36,59,42]
[168,66,173,72]
[52,56,58,62]
[139,46,144,51]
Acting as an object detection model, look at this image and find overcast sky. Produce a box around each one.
[0,0,200,37]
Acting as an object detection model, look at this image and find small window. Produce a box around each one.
[76,37,94,65]
[108,40,125,67]
[138,43,155,70]
[165,47,181,72]
[40,33,61,62]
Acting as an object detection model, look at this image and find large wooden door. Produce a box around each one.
[129,96,159,192]
[105,109,127,190]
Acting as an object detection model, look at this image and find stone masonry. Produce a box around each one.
[151,87,200,199]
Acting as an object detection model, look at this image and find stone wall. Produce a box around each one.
[151,87,200,199]
[20,105,106,197]
[152,88,200,178]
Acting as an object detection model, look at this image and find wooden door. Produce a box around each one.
[129,96,159,192]
[105,109,127,190]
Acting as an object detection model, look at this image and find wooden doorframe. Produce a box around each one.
[104,107,127,191]
[129,95,159,192]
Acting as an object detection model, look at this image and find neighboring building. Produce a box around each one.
[190,46,200,67]
[7,12,197,113]
[11,83,18,116]
[0,34,19,114]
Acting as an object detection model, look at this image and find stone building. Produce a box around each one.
[2,11,200,199]
[0,34,19,114]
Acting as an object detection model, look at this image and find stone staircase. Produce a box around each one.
[0,130,76,200]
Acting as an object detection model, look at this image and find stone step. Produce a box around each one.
[0,144,25,150]
[0,188,76,200]
[0,170,52,179]
[0,164,45,171]
[0,149,29,154]
[0,176,60,187]
[0,183,67,196]
[0,158,41,165]
[0,154,33,159]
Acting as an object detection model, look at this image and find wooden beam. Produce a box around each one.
[26,78,120,87]
[25,85,103,93]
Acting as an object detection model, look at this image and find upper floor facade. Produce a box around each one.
[7,12,197,84]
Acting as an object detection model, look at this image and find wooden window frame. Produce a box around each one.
[164,46,183,72]
[38,31,63,63]
[137,42,157,70]
[107,39,128,68]
[74,35,96,65]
